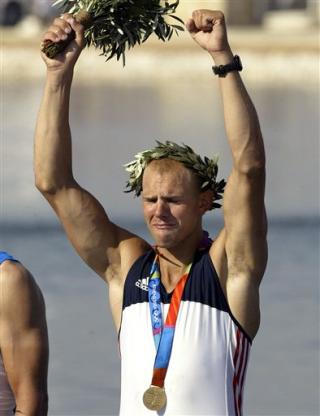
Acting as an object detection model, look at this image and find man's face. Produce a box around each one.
[142,160,205,248]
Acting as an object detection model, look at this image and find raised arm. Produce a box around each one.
[187,10,267,339]
[34,16,149,285]
[0,261,48,415]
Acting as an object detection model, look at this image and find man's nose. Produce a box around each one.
[155,200,169,217]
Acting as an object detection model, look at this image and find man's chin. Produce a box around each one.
[150,230,178,249]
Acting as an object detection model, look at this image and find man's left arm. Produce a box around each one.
[187,10,267,339]
[0,261,49,415]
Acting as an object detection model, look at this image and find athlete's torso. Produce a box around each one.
[0,252,17,415]
[119,248,251,416]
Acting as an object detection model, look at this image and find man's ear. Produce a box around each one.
[199,190,214,213]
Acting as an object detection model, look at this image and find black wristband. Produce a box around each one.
[212,55,242,77]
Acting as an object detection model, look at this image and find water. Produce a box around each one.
[1,80,318,223]
[1,76,319,414]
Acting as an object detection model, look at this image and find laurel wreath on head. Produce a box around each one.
[124,141,226,210]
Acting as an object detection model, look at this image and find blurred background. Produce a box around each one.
[1,0,319,415]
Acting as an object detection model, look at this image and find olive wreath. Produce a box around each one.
[124,141,226,210]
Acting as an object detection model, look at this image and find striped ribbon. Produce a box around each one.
[148,231,212,389]
[148,256,191,388]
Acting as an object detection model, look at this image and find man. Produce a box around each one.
[35,9,267,415]
[0,252,49,415]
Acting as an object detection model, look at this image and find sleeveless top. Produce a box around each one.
[0,252,17,415]
[119,248,251,416]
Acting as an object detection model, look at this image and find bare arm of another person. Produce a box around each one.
[34,16,149,295]
[187,10,267,340]
[0,261,49,415]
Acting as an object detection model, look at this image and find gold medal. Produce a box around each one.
[143,385,167,411]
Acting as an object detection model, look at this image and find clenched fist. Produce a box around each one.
[40,14,85,74]
[186,10,231,58]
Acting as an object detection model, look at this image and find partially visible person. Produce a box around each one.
[0,251,49,416]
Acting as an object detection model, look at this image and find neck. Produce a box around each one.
[158,229,203,264]
[155,229,206,289]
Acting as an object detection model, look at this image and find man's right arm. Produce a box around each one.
[34,16,149,282]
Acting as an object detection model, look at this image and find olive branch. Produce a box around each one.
[42,0,184,65]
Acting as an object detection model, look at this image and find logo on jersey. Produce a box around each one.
[135,277,149,292]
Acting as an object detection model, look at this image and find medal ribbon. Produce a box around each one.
[148,256,191,388]
[147,231,212,389]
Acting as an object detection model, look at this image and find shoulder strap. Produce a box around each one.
[0,251,18,265]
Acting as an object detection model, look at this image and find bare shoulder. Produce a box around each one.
[0,260,45,318]
[0,260,49,413]
[0,260,40,294]
[117,229,151,281]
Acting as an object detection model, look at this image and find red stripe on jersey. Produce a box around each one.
[233,328,241,416]
[238,339,249,413]
[233,330,250,416]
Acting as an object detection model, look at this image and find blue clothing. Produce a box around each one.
[0,252,18,264]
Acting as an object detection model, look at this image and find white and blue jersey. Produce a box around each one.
[119,248,251,416]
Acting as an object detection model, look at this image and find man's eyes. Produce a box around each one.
[144,198,181,203]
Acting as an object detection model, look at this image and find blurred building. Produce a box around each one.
[178,0,319,27]
[1,0,319,28]
[0,0,29,25]
[0,0,58,26]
